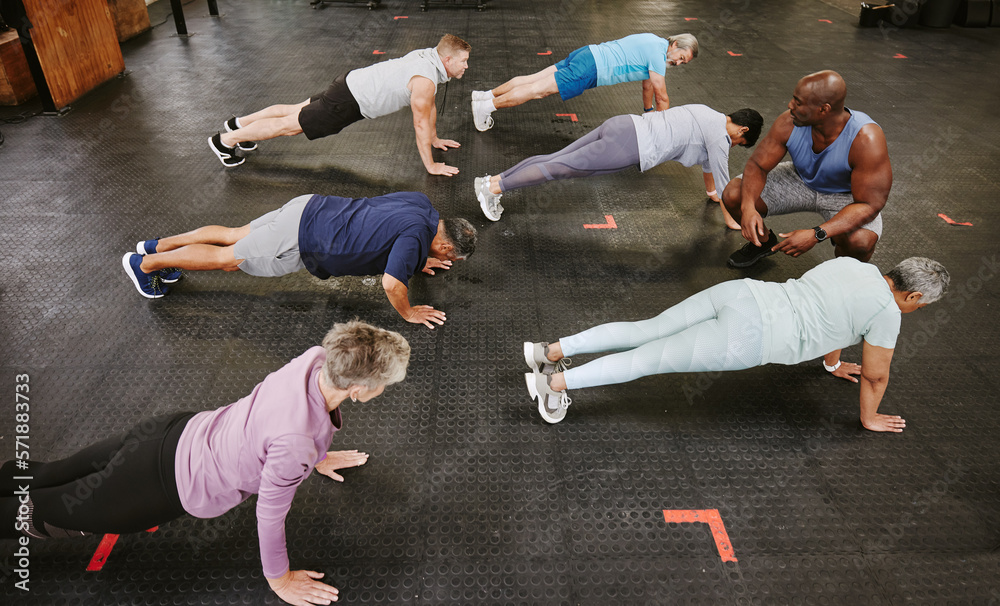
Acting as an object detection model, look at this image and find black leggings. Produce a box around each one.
[0,412,193,538]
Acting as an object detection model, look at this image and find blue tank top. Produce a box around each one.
[786,108,876,194]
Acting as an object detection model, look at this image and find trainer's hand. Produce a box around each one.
[775,230,818,257]
[426,162,459,177]
[422,257,453,275]
[314,450,369,482]
[405,305,447,329]
[861,413,906,433]
[433,138,461,151]
[268,570,339,606]
[741,210,768,246]
[830,362,862,383]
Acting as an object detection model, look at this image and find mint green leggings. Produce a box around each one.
[561,281,764,390]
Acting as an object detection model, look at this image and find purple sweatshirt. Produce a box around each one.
[173,346,341,579]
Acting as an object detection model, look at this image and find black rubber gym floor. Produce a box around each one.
[1,0,999,603]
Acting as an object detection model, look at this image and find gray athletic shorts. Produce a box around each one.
[233,195,311,277]
[748,161,883,238]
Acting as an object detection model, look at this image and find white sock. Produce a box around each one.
[234,116,244,129]
[487,99,496,112]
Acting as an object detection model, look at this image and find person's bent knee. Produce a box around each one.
[722,178,742,210]
[833,229,878,261]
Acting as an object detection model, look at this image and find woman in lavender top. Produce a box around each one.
[1,320,410,605]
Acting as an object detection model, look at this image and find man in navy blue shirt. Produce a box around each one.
[121,192,477,329]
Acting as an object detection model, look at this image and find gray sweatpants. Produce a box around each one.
[499,114,640,192]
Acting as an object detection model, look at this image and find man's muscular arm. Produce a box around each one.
[410,76,460,177]
[739,112,793,246]
[824,123,891,237]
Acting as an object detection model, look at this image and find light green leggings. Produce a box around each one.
[561,281,764,390]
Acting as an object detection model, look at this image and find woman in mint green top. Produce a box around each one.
[524,257,949,432]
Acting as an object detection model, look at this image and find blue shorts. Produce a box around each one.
[553,46,597,101]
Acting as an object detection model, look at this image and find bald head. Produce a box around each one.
[797,70,847,111]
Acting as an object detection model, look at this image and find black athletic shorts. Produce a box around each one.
[298,72,365,140]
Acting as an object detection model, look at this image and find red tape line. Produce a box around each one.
[555,113,578,122]
[86,534,119,571]
[537,50,552,56]
[584,215,617,229]
[663,509,737,562]
[938,213,973,227]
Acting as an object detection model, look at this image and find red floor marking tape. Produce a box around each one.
[818,18,832,23]
[146,527,158,532]
[584,215,617,229]
[373,50,385,54]
[87,534,120,571]
[394,15,408,19]
[555,113,578,122]
[938,213,973,227]
[894,53,907,58]
[727,51,743,56]
[662,509,737,562]
[537,50,552,55]
[685,17,698,20]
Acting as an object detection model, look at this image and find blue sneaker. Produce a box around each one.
[121,252,167,298]
[159,268,182,283]
[135,240,181,283]
[135,239,158,255]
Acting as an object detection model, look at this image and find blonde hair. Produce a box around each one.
[437,34,471,57]
[321,320,410,390]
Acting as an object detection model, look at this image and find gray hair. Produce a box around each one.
[321,320,410,390]
[886,257,950,305]
[442,217,478,259]
[668,33,699,59]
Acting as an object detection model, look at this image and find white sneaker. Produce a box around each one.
[472,90,494,102]
[472,99,495,132]
[475,175,504,221]
[525,371,572,424]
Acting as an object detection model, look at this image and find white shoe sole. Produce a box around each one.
[121,253,162,299]
[523,341,542,373]
[136,240,149,255]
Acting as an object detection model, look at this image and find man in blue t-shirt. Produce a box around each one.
[471,33,698,132]
[121,192,478,329]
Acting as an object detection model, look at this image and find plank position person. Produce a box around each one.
[470,33,698,132]
[121,192,477,329]
[723,70,892,268]
[209,34,470,176]
[474,105,763,226]
[1,321,408,606]
[522,257,948,430]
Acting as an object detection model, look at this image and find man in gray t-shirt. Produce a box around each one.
[207,35,470,176]
[474,105,763,225]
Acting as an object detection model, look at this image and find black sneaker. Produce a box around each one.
[224,116,257,151]
[727,230,778,268]
[208,133,245,167]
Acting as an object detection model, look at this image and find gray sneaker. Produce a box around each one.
[524,371,572,424]
[523,341,571,374]
[476,175,504,221]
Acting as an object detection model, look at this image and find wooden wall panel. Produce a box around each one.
[0,30,38,105]
[23,0,125,108]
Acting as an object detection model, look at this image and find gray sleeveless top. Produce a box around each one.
[346,48,450,119]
